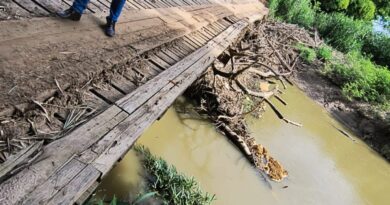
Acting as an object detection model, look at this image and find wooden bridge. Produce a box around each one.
[0,0,268,204]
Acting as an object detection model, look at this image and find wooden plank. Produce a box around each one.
[33,0,65,13]
[125,1,140,10]
[198,30,213,40]
[0,141,43,181]
[172,41,194,54]
[91,85,125,104]
[154,51,176,65]
[183,35,202,48]
[110,75,137,94]
[185,34,204,46]
[160,48,182,61]
[93,21,248,176]
[0,106,127,205]
[116,20,247,114]
[177,38,198,51]
[126,0,142,9]
[169,46,190,57]
[22,158,87,205]
[0,0,31,17]
[203,25,220,36]
[13,0,50,15]
[132,0,150,9]
[75,181,99,205]
[46,165,101,205]
[190,32,208,44]
[84,91,110,111]
[147,54,171,69]
[161,0,175,7]
[146,60,165,72]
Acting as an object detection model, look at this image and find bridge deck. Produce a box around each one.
[0,0,267,204]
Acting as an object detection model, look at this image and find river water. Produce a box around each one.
[94,86,390,205]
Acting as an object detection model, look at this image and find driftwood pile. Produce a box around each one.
[187,20,319,182]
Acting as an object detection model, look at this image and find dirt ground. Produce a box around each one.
[0,15,183,116]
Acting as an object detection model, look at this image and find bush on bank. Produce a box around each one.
[325,51,390,104]
[348,0,377,20]
[363,33,390,67]
[315,12,371,52]
[318,0,350,12]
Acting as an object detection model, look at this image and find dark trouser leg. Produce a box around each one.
[72,0,90,14]
[107,0,126,22]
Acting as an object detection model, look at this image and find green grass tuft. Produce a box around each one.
[297,44,317,63]
[134,145,215,205]
[317,45,333,61]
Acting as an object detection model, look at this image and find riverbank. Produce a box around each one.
[293,58,390,159]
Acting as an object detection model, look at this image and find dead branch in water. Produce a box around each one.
[187,20,320,182]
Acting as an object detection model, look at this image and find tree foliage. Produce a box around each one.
[318,0,351,11]
[348,0,377,20]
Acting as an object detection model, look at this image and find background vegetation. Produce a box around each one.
[269,0,390,107]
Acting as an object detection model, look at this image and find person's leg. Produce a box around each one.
[57,0,89,21]
[72,0,90,14]
[105,0,126,37]
[107,0,126,22]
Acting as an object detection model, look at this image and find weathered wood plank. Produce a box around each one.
[46,165,101,205]
[0,0,31,17]
[147,54,171,69]
[22,158,87,205]
[0,141,43,182]
[91,85,125,104]
[83,91,110,111]
[33,0,65,13]
[146,60,165,72]
[13,0,50,15]
[161,48,182,61]
[110,75,137,94]
[154,51,176,65]
[75,181,99,205]
[0,106,127,205]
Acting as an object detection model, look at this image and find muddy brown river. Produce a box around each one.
[94,86,390,205]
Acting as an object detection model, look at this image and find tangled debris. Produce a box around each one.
[187,20,319,182]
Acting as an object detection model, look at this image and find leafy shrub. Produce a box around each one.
[318,0,351,11]
[297,44,317,63]
[348,0,377,20]
[315,12,371,52]
[363,33,390,67]
[317,45,333,61]
[373,0,390,17]
[268,0,316,28]
[325,51,390,103]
